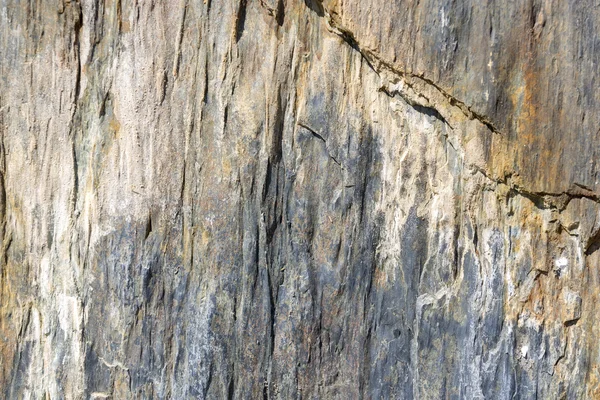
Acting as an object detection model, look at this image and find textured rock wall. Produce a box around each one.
[1,0,600,398]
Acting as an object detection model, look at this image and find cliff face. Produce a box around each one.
[1,0,600,398]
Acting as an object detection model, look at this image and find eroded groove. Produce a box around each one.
[172,1,188,78]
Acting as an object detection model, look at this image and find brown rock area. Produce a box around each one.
[1,0,599,398]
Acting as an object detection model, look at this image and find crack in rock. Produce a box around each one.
[309,3,600,210]
[297,122,343,168]
[318,5,502,135]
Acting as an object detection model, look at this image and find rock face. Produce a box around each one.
[1,0,600,398]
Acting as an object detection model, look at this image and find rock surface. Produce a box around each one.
[1,0,600,398]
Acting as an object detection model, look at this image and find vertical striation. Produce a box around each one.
[1,0,600,398]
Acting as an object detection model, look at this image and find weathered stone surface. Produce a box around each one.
[1,0,599,398]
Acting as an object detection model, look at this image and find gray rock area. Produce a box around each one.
[1,0,600,398]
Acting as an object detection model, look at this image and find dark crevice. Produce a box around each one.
[71,2,83,123]
[564,318,579,328]
[304,0,324,17]
[275,0,285,26]
[98,90,110,117]
[298,122,325,143]
[558,222,579,238]
[412,104,449,125]
[297,123,343,167]
[234,0,248,42]
[144,212,153,240]
[0,132,7,255]
[67,1,84,219]
[585,229,600,255]
[71,140,79,214]
[227,370,235,400]
[379,85,451,127]
[473,166,600,212]
[262,160,272,202]
[327,22,377,72]
[315,4,503,136]
[270,89,284,163]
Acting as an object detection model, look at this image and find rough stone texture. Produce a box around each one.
[1,0,600,398]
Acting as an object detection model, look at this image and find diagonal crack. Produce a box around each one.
[378,85,452,128]
[308,2,600,210]
[472,165,600,211]
[318,5,502,135]
[297,122,343,168]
